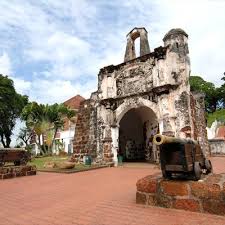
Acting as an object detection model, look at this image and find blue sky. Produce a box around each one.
[0,0,225,104]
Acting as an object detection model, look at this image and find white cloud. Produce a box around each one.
[26,78,96,104]
[0,52,12,75]
[11,76,31,95]
[0,0,224,105]
[0,0,224,147]
[26,31,92,79]
[26,31,91,62]
[0,52,31,95]
[151,0,225,85]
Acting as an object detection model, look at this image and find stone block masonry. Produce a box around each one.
[72,99,98,162]
[0,165,37,179]
[190,92,210,156]
[136,173,225,215]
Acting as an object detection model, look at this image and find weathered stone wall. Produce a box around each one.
[209,139,225,155]
[72,27,209,165]
[136,173,225,215]
[190,92,210,156]
[72,100,97,162]
[0,165,36,179]
[98,28,191,142]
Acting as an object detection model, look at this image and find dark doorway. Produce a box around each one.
[119,106,158,162]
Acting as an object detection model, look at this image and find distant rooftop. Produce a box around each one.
[63,95,85,110]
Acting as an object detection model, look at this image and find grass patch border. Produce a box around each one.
[37,164,111,174]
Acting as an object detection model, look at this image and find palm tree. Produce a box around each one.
[21,102,75,155]
[47,103,75,152]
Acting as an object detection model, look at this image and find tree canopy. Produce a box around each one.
[21,102,75,154]
[219,72,225,107]
[190,75,225,113]
[207,109,225,127]
[17,127,33,148]
[0,74,28,147]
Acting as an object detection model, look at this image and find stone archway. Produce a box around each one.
[111,98,160,165]
[118,106,158,162]
[116,97,159,123]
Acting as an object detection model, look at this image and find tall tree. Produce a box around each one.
[21,102,49,154]
[190,76,220,113]
[46,103,75,151]
[17,127,33,147]
[0,75,28,147]
[218,72,225,108]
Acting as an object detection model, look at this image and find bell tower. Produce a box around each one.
[124,27,150,62]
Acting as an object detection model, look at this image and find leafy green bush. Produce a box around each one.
[207,109,225,127]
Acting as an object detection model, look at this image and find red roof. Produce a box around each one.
[216,126,225,140]
[63,95,85,110]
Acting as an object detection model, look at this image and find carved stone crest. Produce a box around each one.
[116,79,123,96]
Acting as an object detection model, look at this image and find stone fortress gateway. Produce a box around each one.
[72,27,209,165]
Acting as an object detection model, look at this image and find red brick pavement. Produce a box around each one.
[1,157,225,225]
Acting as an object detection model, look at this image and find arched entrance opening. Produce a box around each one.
[118,106,159,162]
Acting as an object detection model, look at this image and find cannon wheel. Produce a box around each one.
[194,162,202,180]
[205,159,213,174]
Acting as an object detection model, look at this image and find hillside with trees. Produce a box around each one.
[190,73,225,126]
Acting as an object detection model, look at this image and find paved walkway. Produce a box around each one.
[1,157,225,225]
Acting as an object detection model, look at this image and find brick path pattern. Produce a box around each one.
[1,157,225,225]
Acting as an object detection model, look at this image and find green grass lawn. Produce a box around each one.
[207,109,225,127]
[29,156,68,169]
[28,156,105,173]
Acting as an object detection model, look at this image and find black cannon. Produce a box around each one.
[0,148,31,167]
[153,134,212,180]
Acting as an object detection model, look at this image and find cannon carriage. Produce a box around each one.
[0,148,31,167]
[153,134,212,180]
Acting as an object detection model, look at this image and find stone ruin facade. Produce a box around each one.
[72,27,209,165]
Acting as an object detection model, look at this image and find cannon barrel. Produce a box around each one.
[153,134,198,146]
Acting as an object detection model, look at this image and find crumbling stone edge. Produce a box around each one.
[38,164,113,174]
[136,173,225,216]
[0,165,37,180]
